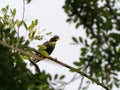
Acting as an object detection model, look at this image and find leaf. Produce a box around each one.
[59,75,65,80]
[24,40,29,46]
[40,50,49,57]
[17,21,23,27]
[11,8,16,17]
[38,45,47,50]
[11,30,16,36]
[1,5,9,13]
[29,31,35,40]
[35,35,43,40]
[23,21,28,30]
[113,77,119,82]
[28,21,35,31]
[22,55,29,59]
[35,19,38,25]
[74,61,81,66]
[85,39,89,47]
[76,23,81,28]
[79,37,83,43]
[81,48,87,56]
[1,8,6,12]
[72,37,78,43]
[54,74,58,80]
[114,82,119,88]
[74,16,78,22]
[46,32,52,35]
[66,18,72,23]
[108,83,113,89]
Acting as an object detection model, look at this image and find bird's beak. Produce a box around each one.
[56,38,60,41]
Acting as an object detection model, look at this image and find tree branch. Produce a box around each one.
[17,0,26,39]
[0,40,110,90]
[22,0,25,21]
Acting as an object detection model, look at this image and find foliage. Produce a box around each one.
[63,0,120,89]
[0,5,64,90]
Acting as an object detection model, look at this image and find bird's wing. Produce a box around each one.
[43,41,56,55]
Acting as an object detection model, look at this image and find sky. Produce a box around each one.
[0,0,116,90]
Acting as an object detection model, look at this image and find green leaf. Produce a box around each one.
[35,19,38,25]
[38,45,47,50]
[1,8,6,12]
[84,39,89,47]
[32,31,35,38]
[81,48,87,56]
[79,37,83,43]
[22,55,29,59]
[46,32,52,35]
[1,5,9,13]
[74,16,78,22]
[114,82,119,88]
[29,31,35,40]
[40,50,49,57]
[23,21,28,30]
[108,83,113,89]
[54,74,58,80]
[11,8,16,17]
[35,35,43,40]
[74,61,81,66]
[66,18,72,23]
[17,21,23,27]
[59,75,65,80]
[113,77,119,82]
[72,37,78,43]
[76,23,81,28]
[24,40,29,46]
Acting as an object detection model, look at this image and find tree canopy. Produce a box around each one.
[0,5,65,90]
[1,0,120,90]
[63,0,120,89]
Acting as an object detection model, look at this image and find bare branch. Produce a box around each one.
[0,40,110,90]
[17,0,26,39]
[22,0,25,21]
[78,65,89,90]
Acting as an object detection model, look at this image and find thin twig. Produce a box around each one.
[78,65,88,90]
[0,40,110,90]
[17,0,26,39]
[22,0,25,21]
[78,75,84,90]
[55,74,80,89]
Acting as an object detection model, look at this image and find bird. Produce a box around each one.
[30,35,60,65]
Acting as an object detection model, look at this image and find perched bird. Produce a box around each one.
[31,35,60,65]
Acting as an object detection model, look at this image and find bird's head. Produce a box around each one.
[50,35,60,42]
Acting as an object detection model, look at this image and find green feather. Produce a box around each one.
[48,42,56,46]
